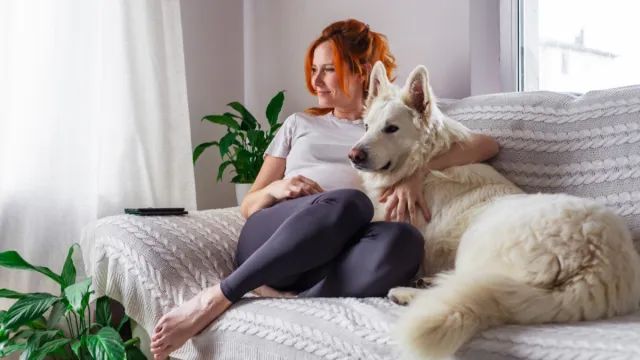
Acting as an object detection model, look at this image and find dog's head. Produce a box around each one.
[349,61,438,180]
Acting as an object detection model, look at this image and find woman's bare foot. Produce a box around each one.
[150,284,231,359]
[252,285,297,298]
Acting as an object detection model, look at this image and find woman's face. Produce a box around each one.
[311,41,364,110]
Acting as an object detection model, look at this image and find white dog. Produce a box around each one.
[350,61,640,359]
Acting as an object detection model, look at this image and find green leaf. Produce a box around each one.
[47,300,66,328]
[125,344,146,360]
[268,122,283,136]
[18,330,59,360]
[63,277,92,313]
[0,251,63,285]
[228,101,258,130]
[95,296,112,328]
[60,244,78,289]
[266,90,285,127]
[247,129,266,151]
[86,327,125,360]
[193,141,219,164]
[219,132,238,159]
[202,114,240,129]
[27,316,47,330]
[1,342,26,357]
[30,338,71,360]
[216,160,233,182]
[71,338,83,358]
[0,289,28,299]
[116,315,130,333]
[2,293,59,330]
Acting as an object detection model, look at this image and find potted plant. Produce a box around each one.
[0,245,146,359]
[193,91,285,205]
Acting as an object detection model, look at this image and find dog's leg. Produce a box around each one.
[388,287,423,305]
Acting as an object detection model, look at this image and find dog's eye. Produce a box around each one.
[364,123,369,131]
[383,125,399,133]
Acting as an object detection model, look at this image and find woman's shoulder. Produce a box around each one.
[282,111,328,129]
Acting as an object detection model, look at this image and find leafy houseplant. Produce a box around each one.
[0,245,146,360]
[192,91,285,185]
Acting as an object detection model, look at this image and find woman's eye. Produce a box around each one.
[324,68,335,72]
[383,125,399,133]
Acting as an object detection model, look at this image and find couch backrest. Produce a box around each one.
[441,85,640,244]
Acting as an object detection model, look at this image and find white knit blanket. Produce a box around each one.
[80,207,640,360]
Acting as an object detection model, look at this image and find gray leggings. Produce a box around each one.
[220,189,424,302]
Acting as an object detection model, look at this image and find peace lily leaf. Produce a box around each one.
[95,296,112,328]
[30,338,71,360]
[266,90,285,126]
[116,314,130,332]
[60,244,78,289]
[0,289,28,299]
[202,114,240,129]
[219,132,238,159]
[63,277,92,313]
[193,141,219,164]
[86,327,125,360]
[3,294,58,330]
[27,316,47,330]
[228,101,258,130]
[217,160,233,182]
[0,251,62,285]
[18,330,59,360]
[1,342,26,357]
[47,300,66,328]
[71,338,83,358]
[125,344,146,360]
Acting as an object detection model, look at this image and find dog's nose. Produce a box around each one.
[348,148,368,164]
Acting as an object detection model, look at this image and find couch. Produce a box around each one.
[80,85,640,359]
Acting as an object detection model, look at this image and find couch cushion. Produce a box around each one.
[441,85,640,245]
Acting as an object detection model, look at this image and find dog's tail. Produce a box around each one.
[393,270,638,360]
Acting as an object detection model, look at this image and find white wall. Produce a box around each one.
[243,0,471,124]
[181,0,243,210]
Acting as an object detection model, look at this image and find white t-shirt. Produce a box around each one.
[264,112,366,191]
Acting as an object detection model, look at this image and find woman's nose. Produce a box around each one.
[313,72,324,87]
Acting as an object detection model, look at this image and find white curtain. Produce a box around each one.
[0,0,196,307]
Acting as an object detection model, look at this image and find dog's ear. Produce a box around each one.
[365,61,390,108]
[402,65,431,116]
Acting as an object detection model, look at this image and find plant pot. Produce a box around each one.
[235,183,252,205]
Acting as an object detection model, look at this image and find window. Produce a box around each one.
[518,0,640,93]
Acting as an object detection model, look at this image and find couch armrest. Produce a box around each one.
[79,206,245,336]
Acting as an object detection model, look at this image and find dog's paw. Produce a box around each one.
[387,287,420,305]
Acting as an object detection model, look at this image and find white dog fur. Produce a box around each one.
[351,61,640,359]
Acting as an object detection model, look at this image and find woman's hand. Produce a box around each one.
[379,170,430,226]
[265,175,324,201]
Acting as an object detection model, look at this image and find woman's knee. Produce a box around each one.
[381,222,425,267]
[314,189,374,223]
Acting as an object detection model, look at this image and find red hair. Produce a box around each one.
[304,19,397,116]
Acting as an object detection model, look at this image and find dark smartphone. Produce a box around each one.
[124,207,188,216]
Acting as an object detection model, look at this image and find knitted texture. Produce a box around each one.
[441,85,640,246]
[81,207,640,360]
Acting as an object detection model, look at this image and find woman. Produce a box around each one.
[150,19,498,359]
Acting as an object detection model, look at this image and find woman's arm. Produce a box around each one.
[240,156,286,219]
[380,133,499,224]
[240,156,324,219]
[424,133,499,172]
